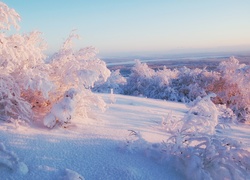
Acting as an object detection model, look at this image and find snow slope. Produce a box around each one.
[0,94,249,180]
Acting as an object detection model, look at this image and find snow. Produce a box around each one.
[0,93,250,179]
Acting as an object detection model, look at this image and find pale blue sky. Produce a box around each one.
[3,0,250,56]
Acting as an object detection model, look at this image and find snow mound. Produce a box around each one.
[0,142,28,175]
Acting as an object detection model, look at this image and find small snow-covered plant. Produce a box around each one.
[43,88,77,128]
[109,89,116,104]
[119,130,149,154]
[160,111,183,133]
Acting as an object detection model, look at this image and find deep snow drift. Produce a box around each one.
[0,93,249,180]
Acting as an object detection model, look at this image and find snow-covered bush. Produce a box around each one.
[122,95,250,179]
[0,73,32,122]
[43,32,110,127]
[162,95,250,179]
[183,93,218,135]
[0,2,48,122]
[92,69,126,94]
[48,32,110,93]
[123,60,218,103]
[216,104,236,127]
[123,60,156,96]
[0,2,110,127]
[163,133,250,179]
[122,60,179,100]
[172,67,219,102]
[214,57,250,123]
[116,57,250,123]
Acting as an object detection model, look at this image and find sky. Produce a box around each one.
[2,0,250,57]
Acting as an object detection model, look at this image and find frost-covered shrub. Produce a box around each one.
[0,2,110,127]
[122,95,250,179]
[0,73,32,122]
[214,57,250,122]
[146,67,179,100]
[48,32,110,93]
[123,60,179,100]
[216,104,236,129]
[0,2,52,122]
[123,60,156,96]
[123,60,218,103]
[172,67,219,102]
[43,32,110,127]
[162,95,250,179]
[183,93,218,135]
[92,69,126,94]
[119,130,148,153]
[163,134,250,179]
[117,58,250,123]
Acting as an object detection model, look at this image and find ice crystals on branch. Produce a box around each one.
[0,2,20,30]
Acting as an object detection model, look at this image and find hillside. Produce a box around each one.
[0,94,249,179]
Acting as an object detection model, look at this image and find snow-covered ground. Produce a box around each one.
[0,94,249,180]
